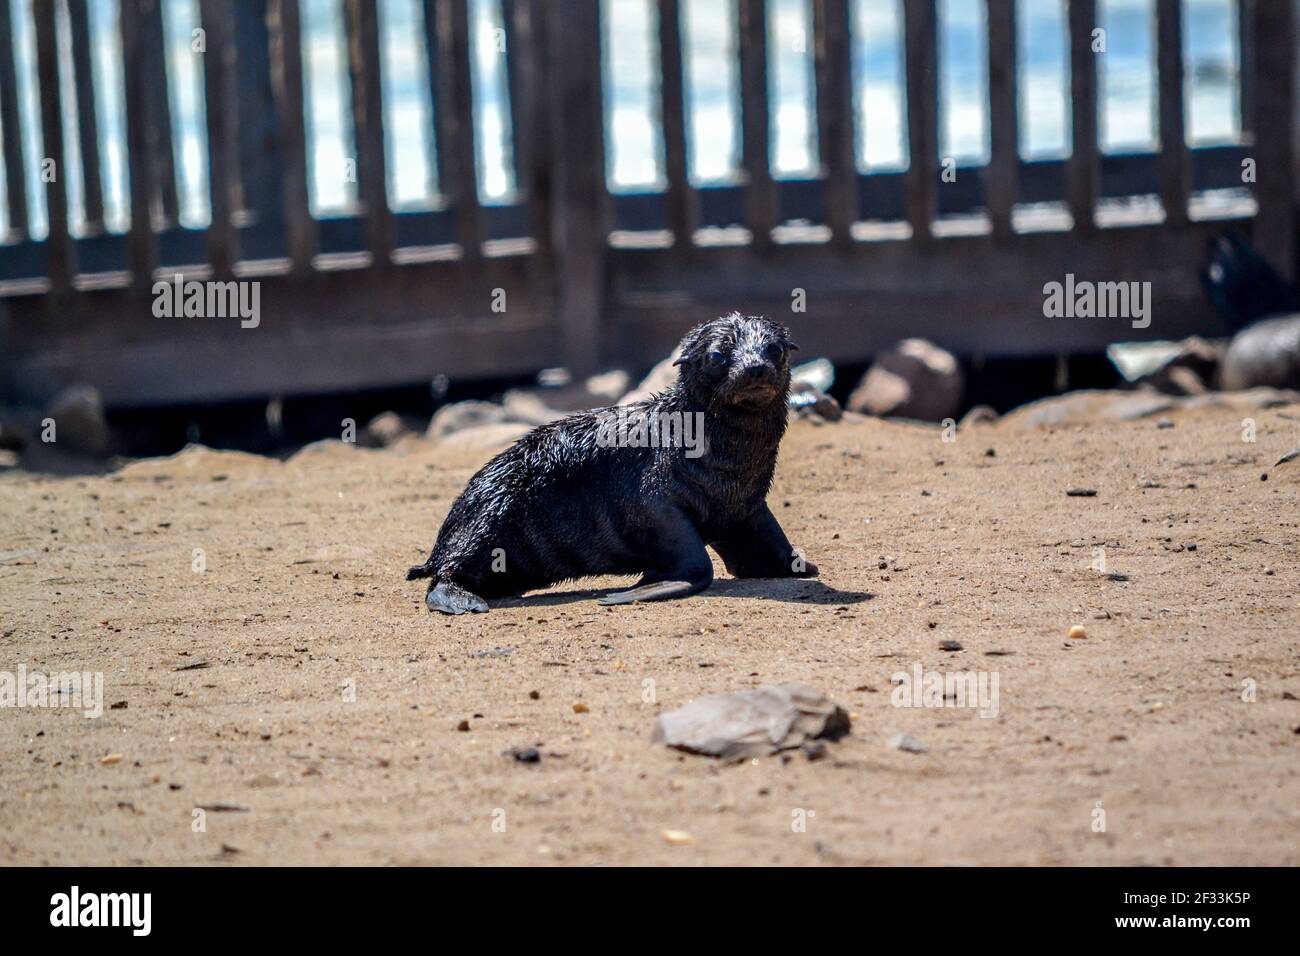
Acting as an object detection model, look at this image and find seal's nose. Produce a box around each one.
[742,362,767,379]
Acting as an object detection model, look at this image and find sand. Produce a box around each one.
[1,401,1297,866]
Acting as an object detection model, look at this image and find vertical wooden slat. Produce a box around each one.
[813,0,856,248]
[346,0,392,264]
[120,0,158,290]
[659,0,696,250]
[34,0,75,292]
[546,0,606,376]
[425,0,482,262]
[200,0,237,276]
[985,0,1018,241]
[1066,0,1098,233]
[739,0,775,250]
[1156,0,1188,227]
[233,1,284,233]
[503,0,550,257]
[1251,0,1296,281]
[270,0,316,273]
[0,0,29,240]
[1238,0,1255,141]
[67,0,104,236]
[903,0,938,243]
[141,0,179,228]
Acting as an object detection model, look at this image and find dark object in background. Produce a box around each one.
[846,338,964,423]
[1202,233,1300,390]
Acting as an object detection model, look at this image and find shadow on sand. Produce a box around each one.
[494,577,873,610]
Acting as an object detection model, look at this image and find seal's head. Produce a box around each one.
[673,313,798,409]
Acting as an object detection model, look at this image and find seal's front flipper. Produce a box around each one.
[599,503,713,606]
[426,582,490,615]
[598,579,705,606]
[712,504,818,578]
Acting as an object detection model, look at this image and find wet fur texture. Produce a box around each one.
[407,314,818,613]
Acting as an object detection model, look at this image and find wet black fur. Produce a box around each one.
[407,314,817,611]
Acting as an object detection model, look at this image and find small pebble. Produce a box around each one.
[572,702,590,714]
[99,753,123,766]
[662,829,697,846]
[939,640,963,652]
[508,747,540,763]
[1066,487,1097,497]
[887,733,927,754]
[1068,625,1087,639]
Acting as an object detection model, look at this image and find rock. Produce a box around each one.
[846,339,964,423]
[999,389,1177,429]
[498,390,568,426]
[360,411,418,448]
[434,422,533,458]
[508,747,541,764]
[790,357,835,393]
[619,347,683,405]
[886,733,927,754]
[1066,487,1098,497]
[44,384,110,456]
[1108,337,1225,395]
[959,404,999,429]
[510,369,631,414]
[651,683,850,760]
[1220,314,1300,391]
[661,829,697,846]
[788,383,843,422]
[427,400,516,442]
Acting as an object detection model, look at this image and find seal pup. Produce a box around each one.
[407,313,818,613]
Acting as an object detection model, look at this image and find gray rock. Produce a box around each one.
[847,339,964,423]
[999,389,1177,429]
[1221,314,1300,391]
[44,384,109,457]
[360,411,418,448]
[651,683,851,760]
[886,733,927,754]
[788,383,843,422]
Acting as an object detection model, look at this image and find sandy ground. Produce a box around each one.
[1,400,1298,867]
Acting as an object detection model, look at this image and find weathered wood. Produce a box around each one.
[1238,0,1255,141]
[658,0,697,250]
[546,0,606,375]
[985,0,1018,241]
[738,0,775,250]
[903,0,938,243]
[345,0,392,263]
[1156,0,1188,227]
[269,0,316,273]
[33,0,76,293]
[200,0,238,276]
[0,0,28,239]
[141,0,179,227]
[425,0,482,261]
[1250,0,1296,281]
[503,0,550,259]
[119,0,158,291]
[1066,0,1098,233]
[232,0,284,237]
[813,0,856,247]
[67,0,105,236]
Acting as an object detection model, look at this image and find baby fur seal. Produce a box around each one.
[407,313,818,613]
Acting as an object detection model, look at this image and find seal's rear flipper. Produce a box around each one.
[597,579,704,605]
[426,582,489,614]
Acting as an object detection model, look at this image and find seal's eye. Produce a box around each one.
[762,342,787,363]
[705,350,727,369]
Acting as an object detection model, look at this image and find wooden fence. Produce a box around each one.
[0,0,1296,408]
